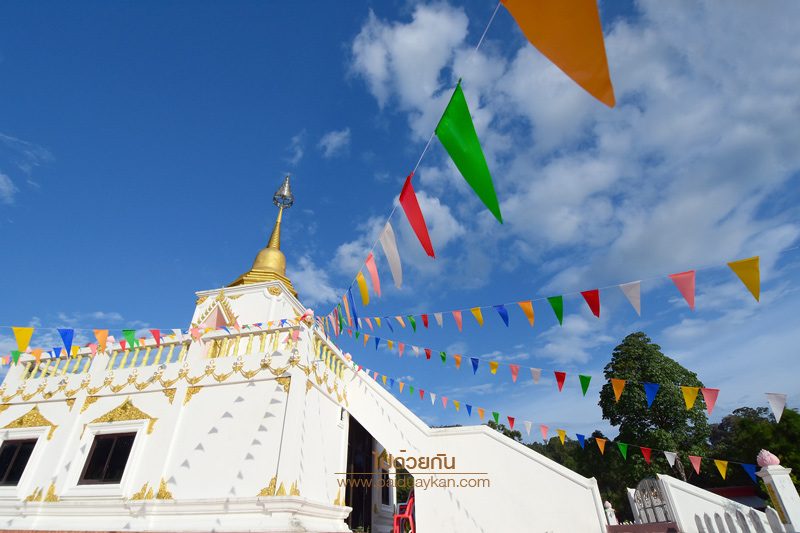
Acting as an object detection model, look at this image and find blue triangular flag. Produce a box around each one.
[471,357,480,374]
[466,404,473,416]
[384,318,394,332]
[221,326,231,334]
[347,289,359,330]
[493,304,509,327]
[51,347,60,359]
[58,328,74,356]
[375,337,380,350]
[577,434,585,448]
[388,378,394,388]
[280,319,288,326]
[643,382,660,407]
[741,464,757,483]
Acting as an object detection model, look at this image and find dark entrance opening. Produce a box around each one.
[345,415,372,531]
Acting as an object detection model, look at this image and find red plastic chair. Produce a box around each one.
[393,491,415,533]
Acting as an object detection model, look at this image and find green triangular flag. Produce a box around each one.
[440,351,447,364]
[579,374,592,396]
[354,330,360,339]
[408,315,416,332]
[617,442,628,460]
[122,329,138,348]
[409,385,414,395]
[547,296,564,325]
[11,350,21,365]
[492,411,500,424]
[435,82,502,223]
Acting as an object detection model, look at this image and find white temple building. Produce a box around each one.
[0,177,797,533]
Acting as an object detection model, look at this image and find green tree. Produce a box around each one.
[598,332,710,484]
[487,420,523,442]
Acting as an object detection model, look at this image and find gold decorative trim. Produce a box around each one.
[258,476,277,497]
[195,291,239,328]
[65,398,76,411]
[183,386,202,405]
[25,487,43,502]
[162,388,176,404]
[90,398,157,435]
[195,295,208,305]
[275,376,291,394]
[333,488,344,506]
[156,478,173,500]
[80,396,100,413]
[268,286,282,296]
[306,380,313,394]
[131,482,154,500]
[276,482,286,496]
[43,482,59,502]
[3,406,57,440]
[0,404,10,415]
[289,481,300,496]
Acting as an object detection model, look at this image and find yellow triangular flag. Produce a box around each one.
[477,407,485,420]
[71,345,79,358]
[596,438,606,454]
[557,429,566,445]
[355,271,370,306]
[681,386,699,409]
[489,361,499,375]
[453,400,461,411]
[714,459,728,479]
[728,256,760,302]
[12,326,34,353]
[470,307,484,326]
[387,340,394,350]
[375,317,382,328]
[381,375,387,385]
[611,378,626,402]
[518,300,534,326]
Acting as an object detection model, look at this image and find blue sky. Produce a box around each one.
[1,1,799,444]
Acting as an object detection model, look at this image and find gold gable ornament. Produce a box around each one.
[3,405,58,440]
[90,398,157,434]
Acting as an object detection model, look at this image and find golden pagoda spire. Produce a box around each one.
[228,175,297,294]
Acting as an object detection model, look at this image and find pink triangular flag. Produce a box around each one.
[441,396,448,409]
[452,310,463,332]
[365,252,382,297]
[540,425,549,441]
[669,270,696,310]
[619,281,641,316]
[689,455,702,474]
[701,388,719,414]
[509,364,519,383]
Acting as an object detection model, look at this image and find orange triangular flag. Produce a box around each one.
[611,378,626,401]
[398,381,405,393]
[477,407,485,420]
[94,329,109,352]
[454,354,462,369]
[596,438,606,454]
[489,361,499,375]
[727,256,760,302]
[32,348,43,364]
[518,300,534,326]
[501,0,615,107]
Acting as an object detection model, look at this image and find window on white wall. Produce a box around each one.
[0,439,37,486]
[78,432,135,485]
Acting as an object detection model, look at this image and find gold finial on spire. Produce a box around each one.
[228,175,297,294]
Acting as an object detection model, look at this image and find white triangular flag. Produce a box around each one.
[523,420,532,435]
[434,312,443,327]
[430,392,437,406]
[619,281,641,316]
[766,393,787,423]
[172,328,183,341]
[412,346,420,356]
[530,368,542,384]
[663,451,677,467]
[379,222,403,289]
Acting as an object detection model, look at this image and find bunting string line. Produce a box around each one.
[354,362,772,483]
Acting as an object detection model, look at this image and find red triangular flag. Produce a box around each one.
[701,388,719,414]
[554,371,567,391]
[640,447,652,464]
[669,270,696,310]
[581,289,600,318]
[507,416,515,429]
[150,329,162,347]
[399,173,435,258]
[509,364,519,383]
[419,389,425,400]
[689,455,702,474]
[424,348,432,360]
[421,314,429,328]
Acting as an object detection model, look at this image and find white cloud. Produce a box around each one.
[318,128,351,158]
[536,315,614,365]
[287,255,340,308]
[0,172,16,204]
[286,130,305,166]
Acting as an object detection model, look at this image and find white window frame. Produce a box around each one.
[0,428,49,500]
[60,420,148,499]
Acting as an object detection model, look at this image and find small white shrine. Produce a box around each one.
[0,177,797,533]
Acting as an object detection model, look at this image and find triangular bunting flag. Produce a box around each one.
[470,357,480,374]
[471,307,484,326]
[419,389,425,400]
[664,451,678,467]
[421,314,429,328]
[530,368,542,384]
[453,400,460,411]
[681,386,700,409]
[540,425,549,441]
[596,438,606,454]
[466,404,473,416]
[489,361,499,375]
[424,348,432,360]
[395,316,406,328]
[619,281,642,316]
[669,270,696,310]
[355,271,370,306]
[509,364,519,383]
[507,416,515,429]
[689,455,702,475]
[581,289,600,318]
[579,374,591,396]
[557,429,566,445]
[492,411,499,425]
[617,442,628,460]
[641,447,652,464]
[12,327,34,353]
[701,388,719,415]
[523,420,532,435]
[399,172,436,257]
[365,253,382,297]
[611,378,626,402]
[494,304,509,326]
[408,315,416,332]
[500,0,615,107]
[741,464,757,483]
[11,350,21,365]
[434,312,443,327]
[477,407,485,420]
[547,296,564,325]
[94,329,109,352]
[728,256,760,301]
[379,222,403,288]
[643,382,660,408]
[58,328,75,355]
[766,393,787,423]
[365,318,374,331]
[441,396,448,409]
[399,382,405,393]
[435,82,502,222]
[554,371,567,391]
[430,392,437,406]
[715,459,728,479]
[149,329,161,347]
[454,354,462,369]
[440,351,446,364]
[453,310,463,332]
[576,434,585,448]
[518,300,534,326]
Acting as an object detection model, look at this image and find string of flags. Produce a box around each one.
[0,315,312,366]
[334,256,760,333]
[340,327,788,421]
[357,363,775,484]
